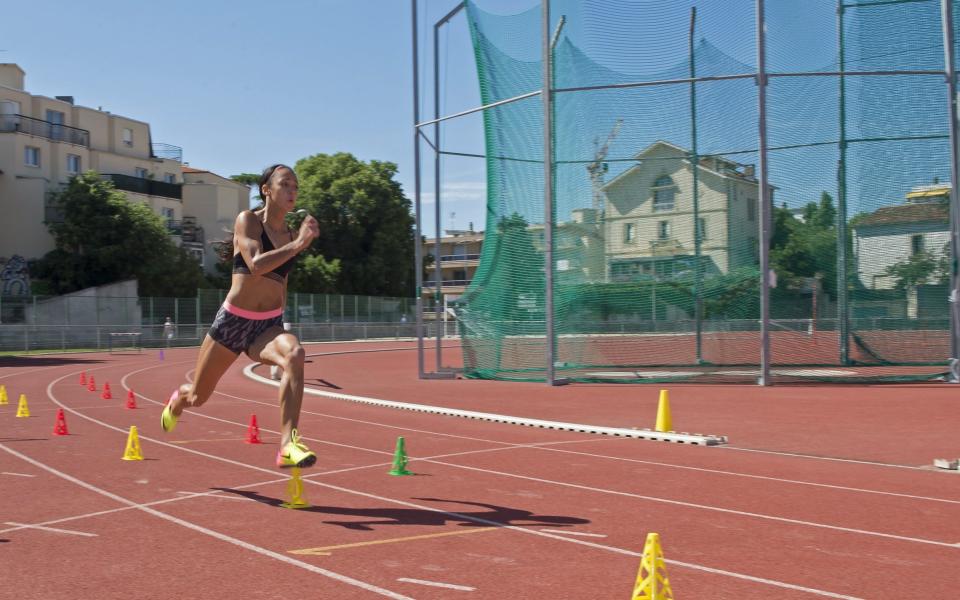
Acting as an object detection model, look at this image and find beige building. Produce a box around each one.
[0,63,247,276]
[421,229,483,307]
[602,140,762,280]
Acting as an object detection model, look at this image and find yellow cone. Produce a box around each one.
[654,389,672,432]
[280,467,310,509]
[0,384,8,405]
[632,532,674,600]
[121,425,144,461]
[15,394,30,418]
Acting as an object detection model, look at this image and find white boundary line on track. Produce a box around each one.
[4,521,97,537]
[243,363,727,446]
[0,442,415,600]
[396,578,475,592]
[233,361,960,506]
[53,366,864,598]
[130,363,960,550]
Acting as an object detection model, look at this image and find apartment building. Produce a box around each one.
[0,63,246,276]
[421,228,483,309]
[602,140,762,281]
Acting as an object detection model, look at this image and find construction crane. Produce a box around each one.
[587,118,623,214]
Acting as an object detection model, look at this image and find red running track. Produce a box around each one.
[1,341,959,599]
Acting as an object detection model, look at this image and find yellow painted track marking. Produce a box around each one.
[289,527,500,556]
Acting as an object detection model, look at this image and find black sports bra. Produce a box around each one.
[233,218,297,283]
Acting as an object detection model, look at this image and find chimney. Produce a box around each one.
[742,164,755,178]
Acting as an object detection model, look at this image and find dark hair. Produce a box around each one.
[214,163,296,262]
[253,163,295,209]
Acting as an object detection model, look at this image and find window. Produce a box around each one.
[135,167,148,179]
[66,154,81,174]
[123,128,133,146]
[652,175,676,212]
[624,222,635,243]
[24,146,40,167]
[911,234,924,256]
[163,173,176,184]
[747,196,756,221]
[658,220,671,240]
[696,217,707,241]
[161,207,175,220]
[188,248,204,263]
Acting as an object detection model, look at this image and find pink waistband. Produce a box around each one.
[223,300,283,320]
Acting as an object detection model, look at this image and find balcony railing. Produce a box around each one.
[168,217,205,244]
[102,174,182,200]
[151,143,183,162]
[423,279,472,288]
[0,114,89,147]
[440,254,481,262]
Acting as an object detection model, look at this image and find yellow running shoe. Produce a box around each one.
[160,389,179,433]
[276,429,317,468]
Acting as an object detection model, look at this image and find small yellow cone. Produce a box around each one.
[654,389,672,432]
[0,384,8,405]
[280,467,310,509]
[632,532,674,600]
[15,394,30,418]
[121,425,144,461]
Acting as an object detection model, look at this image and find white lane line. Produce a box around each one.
[0,443,413,600]
[215,369,959,506]
[533,447,960,506]
[1,472,36,477]
[69,370,862,598]
[4,521,97,537]
[175,491,254,502]
[124,364,959,549]
[541,529,607,538]
[721,445,929,471]
[397,578,475,592]
[420,458,959,550]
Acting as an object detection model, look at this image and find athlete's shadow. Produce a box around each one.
[212,488,589,531]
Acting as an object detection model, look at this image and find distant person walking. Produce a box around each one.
[161,164,320,469]
[162,316,175,345]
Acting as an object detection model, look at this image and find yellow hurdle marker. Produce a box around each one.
[16,394,30,418]
[281,467,310,509]
[121,426,144,461]
[0,384,8,405]
[632,532,674,600]
[654,389,672,433]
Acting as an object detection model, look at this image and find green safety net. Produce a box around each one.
[452,0,955,383]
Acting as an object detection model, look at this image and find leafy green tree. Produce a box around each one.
[885,252,936,290]
[31,172,204,296]
[770,192,841,298]
[292,153,415,296]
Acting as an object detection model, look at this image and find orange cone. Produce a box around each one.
[87,375,96,392]
[53,409,69,436]
[101,382,112,400]
[79,371,86,386]
[245,414,262,444]
[125,390,137,409]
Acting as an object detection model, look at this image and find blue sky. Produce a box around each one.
[3,1,947,237]
[2,0,529,236]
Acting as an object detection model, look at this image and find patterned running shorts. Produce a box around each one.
[208,302,283,355]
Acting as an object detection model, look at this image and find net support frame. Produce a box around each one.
[409,0,960,386]
[941,0,960,382]
[757,0,773,386]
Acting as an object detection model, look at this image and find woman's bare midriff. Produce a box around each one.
[224,273,285,312]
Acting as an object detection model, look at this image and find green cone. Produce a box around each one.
[388,436,413,476]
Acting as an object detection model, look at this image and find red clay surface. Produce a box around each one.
[2,341,959,599]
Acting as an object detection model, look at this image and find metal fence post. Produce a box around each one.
[941,0,960,382]
[756,0,772,385]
